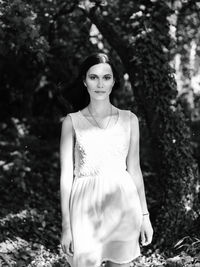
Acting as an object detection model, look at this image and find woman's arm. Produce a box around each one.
[126,112,153,245]
[126,112,148,214]
[60,115,74,233]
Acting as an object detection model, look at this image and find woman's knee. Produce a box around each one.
[106,261,131,267]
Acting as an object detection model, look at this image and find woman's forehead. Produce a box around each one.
[87,63,113,75]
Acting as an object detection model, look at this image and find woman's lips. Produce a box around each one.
[94,91,106,93]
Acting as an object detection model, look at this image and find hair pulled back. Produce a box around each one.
[79,53,120,92]
[70,53,120,112]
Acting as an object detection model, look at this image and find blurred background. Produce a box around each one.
[0,0,200,266]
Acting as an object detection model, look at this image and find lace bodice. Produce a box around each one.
[68,109,131,180]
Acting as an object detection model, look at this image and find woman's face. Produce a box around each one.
[84,63,115,101]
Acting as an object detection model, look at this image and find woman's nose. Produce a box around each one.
[97,79,103,88]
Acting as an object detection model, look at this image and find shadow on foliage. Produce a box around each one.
[0,118,62,254]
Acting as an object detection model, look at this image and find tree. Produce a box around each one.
[0,0,49,118]
[1,0,199,250]
[78,0,200,249]
[0,0,95,118]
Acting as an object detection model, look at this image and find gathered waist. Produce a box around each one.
[73,168,129,181]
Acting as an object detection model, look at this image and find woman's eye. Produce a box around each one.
[104,76,111,80]
[89,76,96,80]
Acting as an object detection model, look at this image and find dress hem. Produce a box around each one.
[66,253,141,267]
[99,253,141,266]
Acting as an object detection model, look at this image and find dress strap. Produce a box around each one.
[128,110,132,145]
[120,109,131,128]
[67,112,81,133]
[121,110,132,149]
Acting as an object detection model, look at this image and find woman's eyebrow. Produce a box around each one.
[88,73,112,76]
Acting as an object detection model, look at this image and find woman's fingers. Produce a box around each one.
[61,242,74,256]
[147,230,153,244]
[67,247,74,256]
[143,229,153,246]
[61,244,66,253]
[67,242,74,256]
[140,230,146,246]
[70,242,74,253]
[140,229,153,246]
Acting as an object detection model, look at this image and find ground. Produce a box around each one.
[0,119,199,266]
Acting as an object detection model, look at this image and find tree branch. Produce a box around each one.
[78,3,133,64]
[53,0,80,20]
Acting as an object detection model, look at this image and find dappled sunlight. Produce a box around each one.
[67,110,143,266]
[1,1,200,265]
[0,208,49,243]
[0,209,29,225]
[64,110,144,266]
[11,118,29,138]
[0,236,29,254]
[0,237,69,267]
[0,208,49,228]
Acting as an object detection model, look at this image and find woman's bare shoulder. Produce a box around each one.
[79,107,88,116]
[61,114,75,133]
[62,110,79,123]
[129,112,139,134]
[129,111,139,121]
[62,114,72,124]
[119,109,138,121]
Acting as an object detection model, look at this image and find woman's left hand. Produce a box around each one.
[140,215,153,246]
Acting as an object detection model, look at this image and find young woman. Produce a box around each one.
[60,53,153,267]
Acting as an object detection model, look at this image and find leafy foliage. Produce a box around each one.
[121,1,200,249]
[0,0,49,118]
[1,120,199,266]
[0,0,48,56]
[0,0,200,264]
[80,0,200,249]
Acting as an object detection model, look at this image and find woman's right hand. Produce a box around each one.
[61,230,74,256]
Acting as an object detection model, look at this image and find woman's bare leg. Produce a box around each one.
[106,261,131,267]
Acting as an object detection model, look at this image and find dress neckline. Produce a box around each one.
[78,107,121,130]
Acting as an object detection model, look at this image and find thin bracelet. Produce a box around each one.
[143,213,149,216]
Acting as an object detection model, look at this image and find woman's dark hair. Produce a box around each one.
[79,53,120,92]
[68,53,121,112]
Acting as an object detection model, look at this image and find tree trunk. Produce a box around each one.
[80,0,200,248]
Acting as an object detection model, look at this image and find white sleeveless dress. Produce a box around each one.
[66,108,142,267]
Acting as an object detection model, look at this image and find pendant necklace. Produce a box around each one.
[87,105,112,129]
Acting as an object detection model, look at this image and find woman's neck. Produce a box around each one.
[88,100,112,116]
